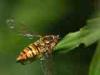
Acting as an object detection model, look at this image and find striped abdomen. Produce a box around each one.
[16,44,40,64]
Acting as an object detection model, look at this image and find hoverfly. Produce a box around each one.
[16,35,59,65]
[6,18,59,75]
[6,18,59,64]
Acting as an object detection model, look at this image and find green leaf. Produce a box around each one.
[89,41,100,75]
[54,17,100,53]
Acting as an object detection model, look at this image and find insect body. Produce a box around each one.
[16,35,59,64]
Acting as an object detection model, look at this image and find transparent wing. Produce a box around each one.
[40,52,55,75]
[6,17,42,39]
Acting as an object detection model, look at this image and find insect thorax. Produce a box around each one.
[34,35,59,54]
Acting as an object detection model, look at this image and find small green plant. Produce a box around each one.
[54,16,100,75]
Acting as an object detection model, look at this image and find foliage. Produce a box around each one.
[54,17,100,53]
[54,11,100,75]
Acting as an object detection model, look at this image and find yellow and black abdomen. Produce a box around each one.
[16,43,40,64]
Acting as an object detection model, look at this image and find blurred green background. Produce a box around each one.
[0,0,100,75]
